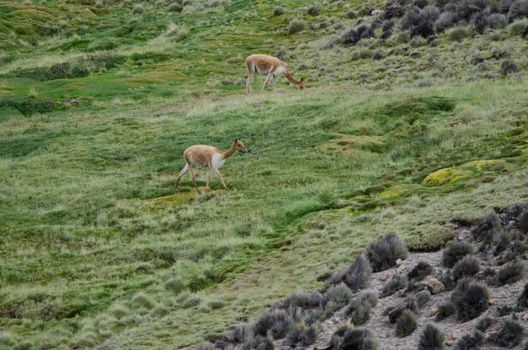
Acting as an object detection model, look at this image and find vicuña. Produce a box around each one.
[174,139,245,194]
[245,54,305,93]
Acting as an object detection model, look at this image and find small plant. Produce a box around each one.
[471,212,501,245]
[131,293,155,309]
[518,210,528,233]
[419,324,444,350]
[381,273,408,297]
[416,290,431,308]
[446,26,468,41]
[132,4,145,14]
[395,310,417,337]
[273,7,285,16]
[497,258,525,285]
[494,231,512,255]
[508,0,528,22]
[452,255,480,280]
[388,295,419,323]
[435,11,457,32]
[165,278,185,294]
[488,318,524,347]
[280,291,323,309]
[288,19,307,34]
[253,309,296,339]
[476,316,493,331]
[442,241,474,268]
[307,3,321,16]
[110,304,129,319]
[323,283,353,309]
[435,302,455,321]
[227,324,251,344]
[207,300,226,310]
[366,233,408,272]
[151,304,169,317]
[345,293,378,326]
[408,261,434,281]
[455,330,483,350]
[241,335,274,350]
[451,278,489,321]
[329,254,372,291]
[168,3,183,11]
[182,296,202,308]
[517,282,528,309]
[500,59,518,76]
[283,322,318,347]
[332,328,377,350]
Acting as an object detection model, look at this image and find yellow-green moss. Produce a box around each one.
[422,167,473,186]
[380,185,407,200]
[462,159,507,171]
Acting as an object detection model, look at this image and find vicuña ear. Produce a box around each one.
[300,77,304,82]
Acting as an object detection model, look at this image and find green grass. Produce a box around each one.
[1,0,528,349]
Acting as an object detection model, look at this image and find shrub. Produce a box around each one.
[345,293,378,326]
[452,255,480,280]
[408,262,434,281]
[416,290,431,308]
[471,212,501,244]
[241,335,274,350]
[494,232,512,255]
[227,324,251,343]
[455,330,484,350]
[381,273,408,297]
[419,324,444,350]
[131,293,155,309]
[499,0,514,13]
[253,309,297,339]
[508,18,528,35]
[435,302,455,321]
[168,3,183,11]
[487,13,508,28]
[283,322,318,347]
[288,19,306,34]
[323,283,353,309]
[415,0,428,8]
[372,50,384,60]
[476,316,493,331]
[273,7,285,16]
[435,11,457,32]
[497,258,525,285]
[456,0,489,20]
[110,304,129,319]
[446,26,468,40]
[442,241,474,268]
[366,233,408,272]
[207,300,225,310]
[508,0,528,22]
[151,304,169,317]
[329,254,372,291]
[132,4,144,14]
[518,210,528,233]
[0,96,56,116]
[451,278,489,321]
[388,295,419,323]
[280,291,323,309]
[307,3,321,16]
[395,310,417,337]
[165,278,185,294]
[489,318,524,347]
[182,296,201,308]
[518,282,528,309]
[338,329,377,350]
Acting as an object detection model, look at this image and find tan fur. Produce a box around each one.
[245,54,305,93]
[174,139,245,194]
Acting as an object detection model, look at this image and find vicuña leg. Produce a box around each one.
[174,163,189,192]
[246,73,254,93]
[189,165,201,194]
[206,172,212,191]
[214,168,228,190]
[261,72,272,91]
[272,75,277,91]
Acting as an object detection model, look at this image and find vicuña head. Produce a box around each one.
[245,54,305,93]
[174,139,245,194]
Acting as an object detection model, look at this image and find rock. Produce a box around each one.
[426,277,445,294]
[431,306,439,315]
[396,258,403,266]
[446,330,461,346]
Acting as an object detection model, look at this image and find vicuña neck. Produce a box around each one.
[222,142,237,159]
[284,71,301,85]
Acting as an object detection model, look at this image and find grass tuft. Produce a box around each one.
[419,324,444,350]
[489,318,525,348]
[452,255,480,281]
[381,273,408,297]
[497,258,525,285]
[442,241,474,268]
[395,309,417,337]
[455,330,484,350]
[451,278,489,321]
[407,261,434,281]
[366,234,408,272]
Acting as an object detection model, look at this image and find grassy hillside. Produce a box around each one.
[1,0,528,349]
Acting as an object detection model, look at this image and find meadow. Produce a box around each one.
[1,0,528,349]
